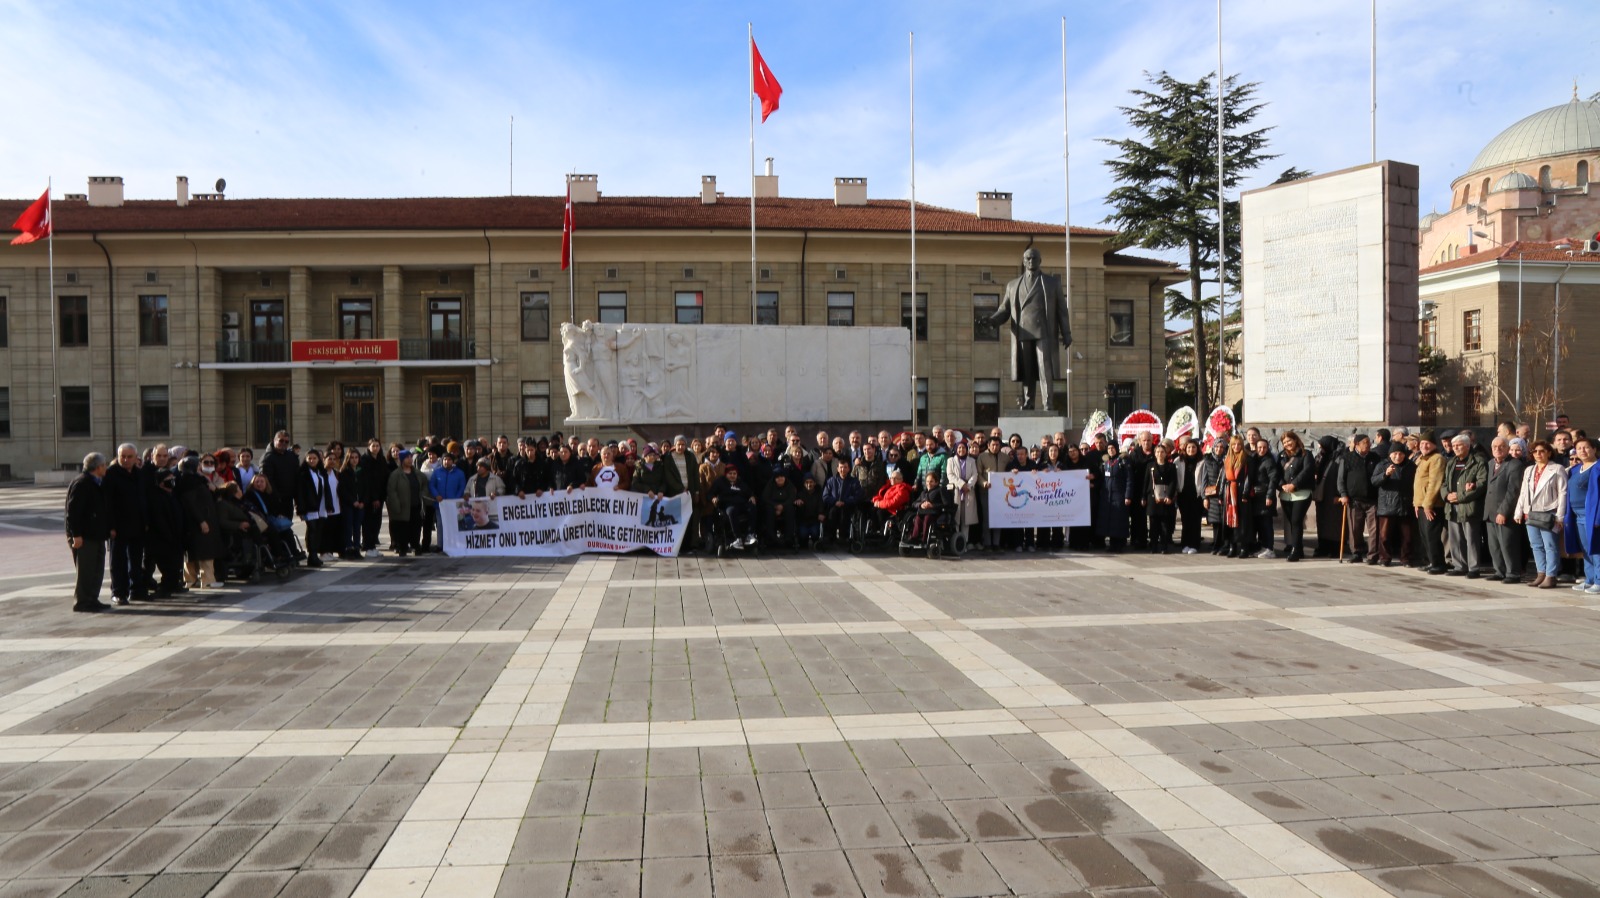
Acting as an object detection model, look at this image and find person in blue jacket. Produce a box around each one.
[429,453,468,534]
[821,459,863,548]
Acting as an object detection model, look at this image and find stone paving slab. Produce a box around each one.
[4,484,1600,895]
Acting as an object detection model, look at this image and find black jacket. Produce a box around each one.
[1250,451,1282,506]
[509,454,555,494]
[175,473,225,560]
[550,455,590,490]
[261,446,300,515]
[103,463,148,536]
[1279,451,1317,496]
[1335,450,1378,502]
[356,452,392,504]
[296,465,331,520]
[65,473,109,541]
[1372,458,1415,517]
[709,476,755,509]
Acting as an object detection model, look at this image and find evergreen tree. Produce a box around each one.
[1101,71,1278,412]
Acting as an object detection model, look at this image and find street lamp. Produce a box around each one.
[1552,243,1574,419]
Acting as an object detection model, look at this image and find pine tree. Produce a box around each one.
[1101,71,1278,413]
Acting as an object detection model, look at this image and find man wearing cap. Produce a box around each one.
[386,449,424,557]
[633,444,683,498]
[1413,431,1448,573]
[1441,433,1488,578]
[1335,434,1380,563]
[464,457,505,499]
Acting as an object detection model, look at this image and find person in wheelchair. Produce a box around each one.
[870,467,915,535]
[760,466,799,550]
[901,471,953,548]
[709,464,758,548]
[214,482,258,580]
[820,459,863,549]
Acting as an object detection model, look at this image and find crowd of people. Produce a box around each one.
[61,417,1600,612]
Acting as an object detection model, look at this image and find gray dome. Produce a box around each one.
[1493,170,1539,192]
[1467,99,1600,174]
[1419,210,1442,230]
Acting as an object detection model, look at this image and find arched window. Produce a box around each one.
[1462,184,1472,206]
[1579,160,1590,188]
[1539,165,1552,189]
[1481,177,1491,200]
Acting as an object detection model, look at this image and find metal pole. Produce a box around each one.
[509,115,514,195]
[1062,16,1073,428]
[909,31,918,432]
[749,24,758,325]
[1554,257,1572,418]
[1514,252,1523,410]
[48,177,58,470]
[1370,0,1377,163]
[1215,0,1227,408]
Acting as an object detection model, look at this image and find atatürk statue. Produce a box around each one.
[987,247,1072,410]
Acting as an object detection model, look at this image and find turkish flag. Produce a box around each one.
[560,183,574,271]
[751,38,782,122]
[9,188,50,246]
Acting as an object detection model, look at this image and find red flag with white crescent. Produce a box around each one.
[560,183,574,271]
[751,37,783,122]
[9,188,50,246]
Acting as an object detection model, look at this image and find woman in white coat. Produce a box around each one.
[945,439,981,549]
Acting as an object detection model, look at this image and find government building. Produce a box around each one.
[1418,92,1600,430]
[0,173,1181,475]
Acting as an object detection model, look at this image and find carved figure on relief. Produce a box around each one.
[663,330,694,417]
[615,326,650,421]
[586,321,621,421]
[560,322,603,420]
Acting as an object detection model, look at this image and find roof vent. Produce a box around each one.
[976,190,1013,220]
[834,177,867,206]
[87,176,124,207]
[63,193,86,202]
[567,173,598,203]
[701,175,717,205]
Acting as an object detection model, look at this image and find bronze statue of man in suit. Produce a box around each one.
[987,247,1072,410]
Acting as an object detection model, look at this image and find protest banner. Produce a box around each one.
[438,489,690,557]
[986,469,1092,528]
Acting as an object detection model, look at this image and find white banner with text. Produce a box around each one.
[986,469,1092,528]
[439,491,690,557]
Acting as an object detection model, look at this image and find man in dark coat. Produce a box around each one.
[986,247,1073,410]
[260,430,299,518]
[103,443,148,605]
[1483,436,1528,583]
[65,453,111,613]
[356,438,392,557]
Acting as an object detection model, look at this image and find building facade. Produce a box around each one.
[0,175,1180,474]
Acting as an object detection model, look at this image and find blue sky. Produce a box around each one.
[2,1,1593,241]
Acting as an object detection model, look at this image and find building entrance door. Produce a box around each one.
[341,383,378,443]
[428,382,465,442]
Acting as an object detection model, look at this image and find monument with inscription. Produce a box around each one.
[559,321,912,427]
[1240,161,1420,424]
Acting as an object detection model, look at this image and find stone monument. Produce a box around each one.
[559,322,912,427]
[1240,161,1420,425]
[988,246,1073,437]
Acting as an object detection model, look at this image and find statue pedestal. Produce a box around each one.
[997,411,1070,444]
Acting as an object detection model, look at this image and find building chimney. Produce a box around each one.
[834,177,867,206]
[976,190,1013,220]
[176,176,189,207]
[753,158,778,198]
[87,176,125,208]
[567,173,599,203]
[701,175,717,204]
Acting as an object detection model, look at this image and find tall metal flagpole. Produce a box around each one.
[909,31,918,432]
[1062,18,1073,428]
[47,177,59,468]
[749,23,758,324]
[1370,0,1377,163]
[509,115,515,194]
[1215,0,1228,409]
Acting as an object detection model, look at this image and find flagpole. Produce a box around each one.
[1062,17,1073,428]
[1215,0,1227,410]
[47,177,59,469]
[1370,0,1377,163]
[908,31,918,433]
[748,23,758,325]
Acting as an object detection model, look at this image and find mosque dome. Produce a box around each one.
[1466,97,1600,175]
[1492,170,1539,192]
[1419,210,1442,230]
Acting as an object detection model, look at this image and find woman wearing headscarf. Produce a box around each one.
[1312,435,1343,557]
[1098,441,1130,553]
[1146,443,1178,554]
[945,440,981,550]
[175,456,225,588]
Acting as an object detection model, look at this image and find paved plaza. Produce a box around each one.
[3,487,1600,897]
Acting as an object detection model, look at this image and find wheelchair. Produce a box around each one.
[856,505,909,554]
[708,503,762,559]
[898,507,958,560]
[220,529,297,583]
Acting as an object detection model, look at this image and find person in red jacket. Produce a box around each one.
[870,467,915,535]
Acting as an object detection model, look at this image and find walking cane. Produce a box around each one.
[1338,504,1348,562]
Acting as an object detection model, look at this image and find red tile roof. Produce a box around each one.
[1421,239,1600,275]
[0,194,1125,240]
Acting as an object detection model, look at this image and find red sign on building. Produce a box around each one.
[290,339,400,363]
